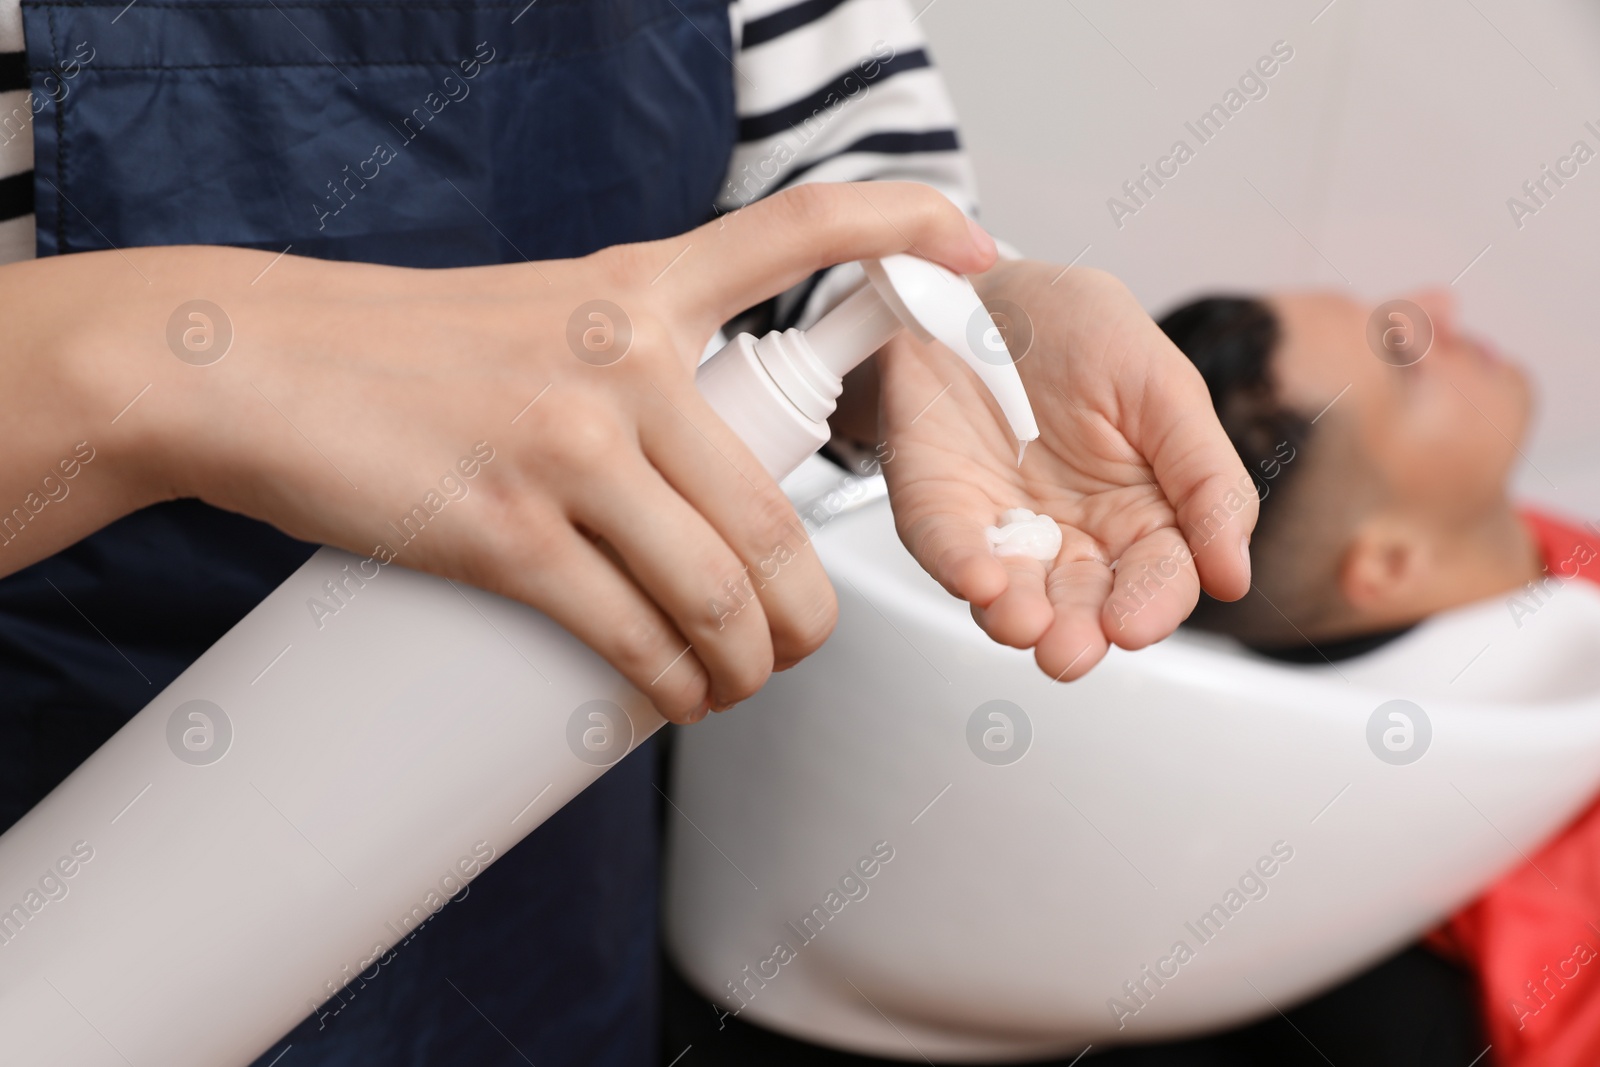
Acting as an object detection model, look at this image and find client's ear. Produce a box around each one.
[1338,516,1432,616]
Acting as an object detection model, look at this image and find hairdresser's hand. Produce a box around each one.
[6,182,997,721]
[878,259,1256,680]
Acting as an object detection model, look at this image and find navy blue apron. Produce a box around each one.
[11,1,734,1063]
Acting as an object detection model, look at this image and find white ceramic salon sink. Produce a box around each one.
[665,462,1600,1061]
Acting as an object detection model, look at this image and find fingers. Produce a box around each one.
[570,449,785,711]
[498,519,712,725]
[1035,556,1113,683]
[970,554,1054,649]
[1173,470,1257,603]
[897,508,1010,610]
[666,182,999,332]
[640,383,839,679]
[1100,526,1202,650]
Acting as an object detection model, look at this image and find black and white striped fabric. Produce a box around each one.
[0,0,978,297]
[727,0,977,328]
[0,0,33,265]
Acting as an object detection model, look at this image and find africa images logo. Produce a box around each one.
[567,700,634,767]
[967,700,1032,766]
[1366,699,1431,766]
[166,699,233,766]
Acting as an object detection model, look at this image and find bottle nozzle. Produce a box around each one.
[697,253,1041,483]
[859,256,1039,449]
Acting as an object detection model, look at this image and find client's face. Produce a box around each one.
[1265,289,1533,521]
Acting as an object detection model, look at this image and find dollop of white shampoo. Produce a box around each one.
[985,508,1062,563]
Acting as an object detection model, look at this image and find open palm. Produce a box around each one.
[879,260,1257,680]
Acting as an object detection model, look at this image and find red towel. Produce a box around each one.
[1431,510,1600,1067]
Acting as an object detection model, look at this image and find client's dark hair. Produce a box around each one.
[1158,296,1352,645]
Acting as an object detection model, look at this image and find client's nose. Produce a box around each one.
[1404,287,1457,348]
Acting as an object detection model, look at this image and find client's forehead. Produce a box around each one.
[1263,291,1384,414]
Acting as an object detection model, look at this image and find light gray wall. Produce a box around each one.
[921,0,1600,512]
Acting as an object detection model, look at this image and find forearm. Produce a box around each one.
[0,246,194,573]
[0,244,405,575]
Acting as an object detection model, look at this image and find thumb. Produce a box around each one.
[1140,362,1258,602]
[659,181,998,333]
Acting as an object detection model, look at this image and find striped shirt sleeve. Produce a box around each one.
[0,0,35,267]
[724,0,981,331]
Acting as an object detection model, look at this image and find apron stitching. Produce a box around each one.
[23,8,715,71]
[39,46,684,70]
